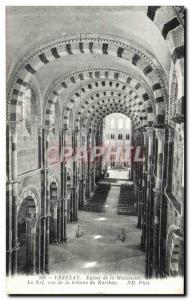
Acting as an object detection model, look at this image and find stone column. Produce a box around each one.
[153,128,165,278]
[78,132,87,208]
[136,131,142,229]
[60,129,64,243]
[133,132,138,201]
[79,177,86,208]
[7,122,20,275]
[179,123,184,276]
[86,132,92,198]
[63,196,69,242]
[50,201,58,244]
[140,130,147,250]
[145,127,154,278]
[26,218,37,274]
[37,127,42,272]
[37,217,41,273]
[165,127,175,192]
[71,129,79,222]
[41,126,51,273]
[60,127,69,240]
[38,127,43,169]
[91,132,96,193]
[95,124,103,180]
[159,126,173,276]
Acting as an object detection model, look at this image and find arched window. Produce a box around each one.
[50,104,55,127]
[21,87,37,134]
[118,118,123,129]
[110,118,115,129]
[21,88,31,120]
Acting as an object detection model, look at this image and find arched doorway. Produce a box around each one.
[17,196,37,274]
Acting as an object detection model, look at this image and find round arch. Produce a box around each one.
[7,33,167,126]
[43,68,156,126]
[17,185,40,216]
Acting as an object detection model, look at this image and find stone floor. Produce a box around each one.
[49,172,145,276]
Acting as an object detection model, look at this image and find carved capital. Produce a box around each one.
[172,114,184,124]
[26,217,38,228]
[145,127,154,138]
[155,128,165,142]
[8,121,21,134]
[43,125,53,133]
[74,127,80,134]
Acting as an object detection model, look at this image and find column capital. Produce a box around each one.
[168,127,175,142]
[26,217,38,227]
[50,199,58,207]
[172,114,184,124]
[63,124,69,132]
[74,127,80,134]
[64,195,70,201]
[155,128,165,142]
[145,127,154,138]
[7,121,21,134]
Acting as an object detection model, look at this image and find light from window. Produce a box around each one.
[118,118,123,129]
[22,88,31,120]
[110,119,115,129]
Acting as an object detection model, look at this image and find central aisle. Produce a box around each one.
[49,181,145,275]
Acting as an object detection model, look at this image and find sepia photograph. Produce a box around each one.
[5,5,185,295]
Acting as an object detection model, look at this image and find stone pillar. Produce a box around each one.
[37,217,41,273]
[136,131,142,229]
[60,127,69,240]
[41,126,51,273]
[50,201,58,244]
[36,127,42,273]
[179,123,184,276]
[7,122,20,275]
[95,124,103,179]
[63,196,68,241]
[79,178,86,208]
[165,127,175,192]
[133,132,138,201]
[71,129,79,222]
[26,218,37,274]
[159,126,173,276]
[145,127,154,278]
[38,127,43,169]
[153,128,165,278]
[140,130,147,250]
[60,129,64,243]
[86,132,92,198]
[90,132,96,192]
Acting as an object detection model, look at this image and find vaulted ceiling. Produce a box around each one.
[7,6,182,131]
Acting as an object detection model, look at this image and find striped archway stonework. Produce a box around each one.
[62,89,150,128]
[7,34,167,127]
[147,6,184,119]
[62,80,153,116]
[17,185,40,215]
[87,108,142,132]
[43,68,156,126]
[74,97,149,131]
